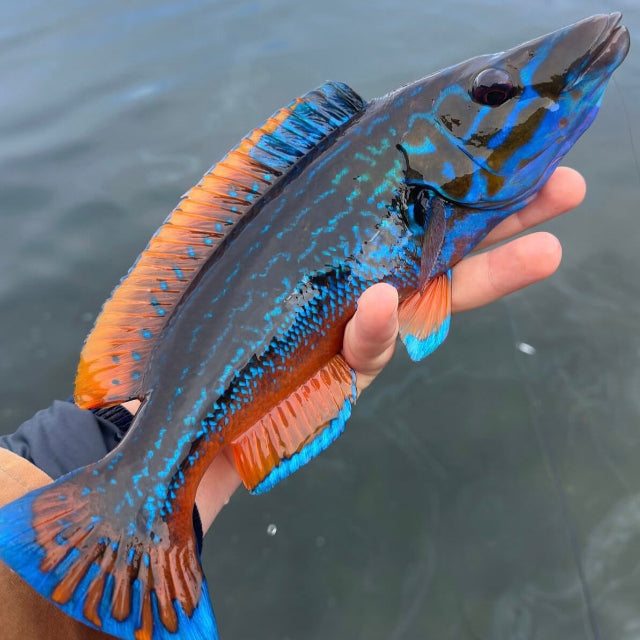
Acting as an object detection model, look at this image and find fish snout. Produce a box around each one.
[563,13,630,92]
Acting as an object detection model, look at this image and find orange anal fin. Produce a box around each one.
[230,354,357,494]
[398,270,452,361]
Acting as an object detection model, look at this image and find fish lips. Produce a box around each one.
[566,13,630,91]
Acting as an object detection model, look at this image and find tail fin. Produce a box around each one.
[0,468,218,640]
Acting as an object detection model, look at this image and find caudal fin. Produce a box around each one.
[0,468,218,640]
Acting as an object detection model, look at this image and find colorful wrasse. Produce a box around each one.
[0,13,628,640]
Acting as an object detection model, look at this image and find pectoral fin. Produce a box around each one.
[419,194,447,289]
[398,270,452,361]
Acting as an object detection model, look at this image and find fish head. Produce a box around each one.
[395,12,629,213]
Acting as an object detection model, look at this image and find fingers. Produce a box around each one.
[476,167,586,250]
[342,283,399,393]
[451,231,562,313]
[342,232,563,391]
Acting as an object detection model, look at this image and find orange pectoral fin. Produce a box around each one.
[398,270,452,361]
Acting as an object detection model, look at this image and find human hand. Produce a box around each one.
[345,166,586,391]
[194,165,586,531]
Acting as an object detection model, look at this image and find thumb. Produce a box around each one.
[342,283,399,393]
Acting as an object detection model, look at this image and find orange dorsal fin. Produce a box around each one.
[398,270,452,361]
[74,82,365,408]
[230,354,356,493]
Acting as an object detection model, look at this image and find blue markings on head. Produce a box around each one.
[404,116,438,155]
[173,267,185,281]
[111,355,120,364]
[442,162,456,180]
[519,37,554,86]
[141,329,152,339]
[132,350,141,361]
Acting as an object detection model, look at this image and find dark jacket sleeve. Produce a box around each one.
[0,401,133,479]
[0,401,204,550]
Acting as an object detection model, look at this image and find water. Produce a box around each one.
[1,1,639,638]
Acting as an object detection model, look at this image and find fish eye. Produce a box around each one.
[471,68,516,107]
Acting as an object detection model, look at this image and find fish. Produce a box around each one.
[0,12,629,640]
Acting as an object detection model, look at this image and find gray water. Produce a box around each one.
[1,1,639,639]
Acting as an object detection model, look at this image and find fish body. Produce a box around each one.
[0,14,629,640]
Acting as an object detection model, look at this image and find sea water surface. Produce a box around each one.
[1,1,639,639]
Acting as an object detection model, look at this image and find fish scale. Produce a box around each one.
[0,13,629,640]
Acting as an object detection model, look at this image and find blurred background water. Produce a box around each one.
[1,1,639,638]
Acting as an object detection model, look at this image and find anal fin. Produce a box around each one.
[399,270,452,361]
[230,354,357,494]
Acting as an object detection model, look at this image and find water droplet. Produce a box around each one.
[266,523,277,536]
[516,342,536,355]
[315,535,325,548]
[81,312,94,323]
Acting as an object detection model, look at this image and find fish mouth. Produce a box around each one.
[568,13,630,90]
